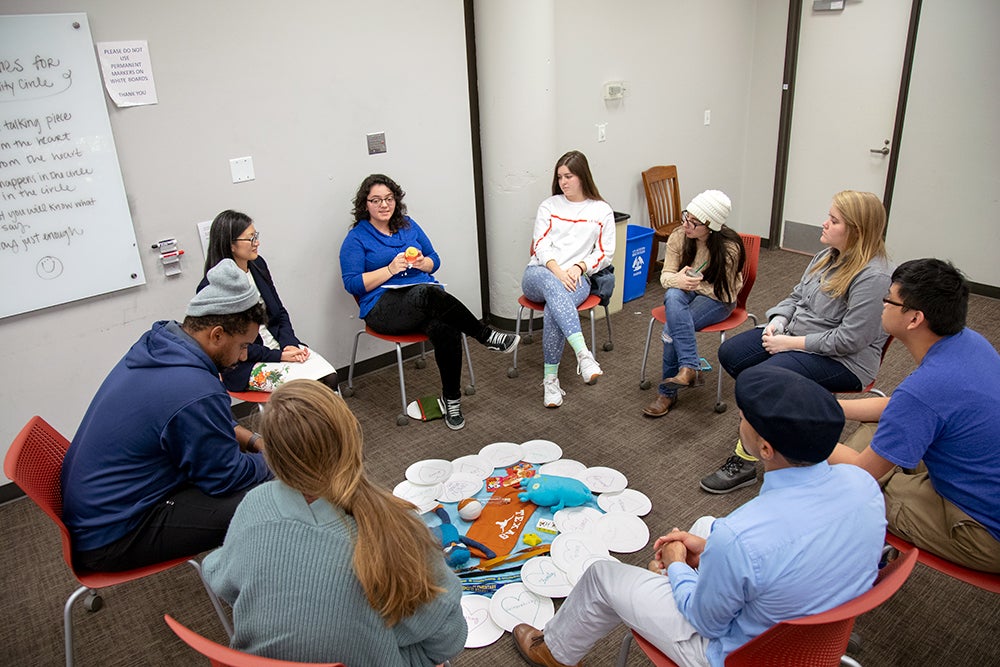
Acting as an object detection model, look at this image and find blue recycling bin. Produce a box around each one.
[623,225,654,303]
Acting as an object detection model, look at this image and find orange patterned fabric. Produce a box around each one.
[463,485,537,558]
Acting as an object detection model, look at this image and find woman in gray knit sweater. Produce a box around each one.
[203,380,466,666]
[701,190,892,494]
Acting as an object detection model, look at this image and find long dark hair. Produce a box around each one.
[680,226,746,302]
[550,150,604,201]
[351,174,410,233]
[203,209,253,276]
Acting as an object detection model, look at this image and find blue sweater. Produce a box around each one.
[61,321,271,551]
[203,481,467,666]
[339,218,442,318]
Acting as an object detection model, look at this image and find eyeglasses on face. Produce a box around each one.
[234,232,260,245]
[882,296,908,309]
[681,211,706,227]
[367,196,395,207]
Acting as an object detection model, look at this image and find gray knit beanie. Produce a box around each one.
[186,259,261,316]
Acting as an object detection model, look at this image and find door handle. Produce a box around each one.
[870,139,890,156]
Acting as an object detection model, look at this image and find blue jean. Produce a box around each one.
[521,264,590,365]
[659,289,734,397]
[717,327,862,392]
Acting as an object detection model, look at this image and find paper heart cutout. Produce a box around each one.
[585,473,614,489]
[500,591,541,624]
[523,561,564,587]
[562,539,591,563]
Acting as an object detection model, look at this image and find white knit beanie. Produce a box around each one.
[686,190,731,232]
[187,259,261,316]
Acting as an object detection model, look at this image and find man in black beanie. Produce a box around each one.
[511,365,886,667]
[61,259,273,572]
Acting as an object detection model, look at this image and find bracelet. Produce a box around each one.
[248,432,262,452]
[386,265,395,277]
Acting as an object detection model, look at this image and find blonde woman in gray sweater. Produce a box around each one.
[701,190,892,494]
[203,380,465,666]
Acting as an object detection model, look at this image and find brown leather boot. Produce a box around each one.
[662,366,704,389]
[642,394,677,418]
[512,624,580,667]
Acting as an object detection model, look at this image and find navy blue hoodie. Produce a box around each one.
[61,320,271,551]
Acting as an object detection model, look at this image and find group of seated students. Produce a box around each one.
[57,151,998,665]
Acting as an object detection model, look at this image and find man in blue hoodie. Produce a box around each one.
[61,259,273,572]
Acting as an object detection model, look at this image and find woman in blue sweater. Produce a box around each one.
[339,174,518,430]
[203,380,466,666]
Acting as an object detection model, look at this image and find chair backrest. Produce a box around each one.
[164,615,345,667]
[733,233,761,310]
[4,416,77,569]
[642,165,682,234]
[725,546,918,666]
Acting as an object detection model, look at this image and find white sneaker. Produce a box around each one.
[542,376,565,408]
[576,350,603,385]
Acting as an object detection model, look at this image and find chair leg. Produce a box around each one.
[187,559,234,641]
[64,584,95,667]
[344,328,365,395]
[840,656,863,667]
[461,333,476,394]
[588,309,597,360]
[616,630,633,667]
[508,305,526,378]
[714,330,728,413]
[601,305,614,351]
[393,342,409,426]
[639,316,656,389]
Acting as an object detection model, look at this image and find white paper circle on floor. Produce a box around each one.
[436,472,484,503]
[595,511,651,553]
[550,531,610,580]
[478,441,524,468]
[488,582,555,632]
[576,466,628,493]
[565,553,620,585]
[538,458,587,477]
[405,459,454,486]
[597,488,653,516]
[553,506,604,534]
[461,594,505,648]
[451,454,495,480]
[519,439,563,464]
[520,556,574,598]
[391,480,441,514]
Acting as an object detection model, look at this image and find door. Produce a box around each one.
[780,0,911,253]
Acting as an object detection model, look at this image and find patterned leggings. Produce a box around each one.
[521,264,590,365]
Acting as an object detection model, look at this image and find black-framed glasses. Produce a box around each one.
[367,196,395,207]
[234,232,260,245]
[681,211,706,227]
[882,296,908,309]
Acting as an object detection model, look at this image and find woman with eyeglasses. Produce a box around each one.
[700,190,892,495]
[203,380,466,666]
[643,190,746,418]
[339,174,519,431]
[200,209,338,393]
[522,150,616,408]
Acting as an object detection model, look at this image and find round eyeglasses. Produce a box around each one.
[234,232,260,245]
[681,211,706,227]
[367,196,395,207]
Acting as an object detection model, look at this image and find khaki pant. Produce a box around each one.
[845,424,1000,573]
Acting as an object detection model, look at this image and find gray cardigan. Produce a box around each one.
[203,481,466,666]
[766,249,892,387]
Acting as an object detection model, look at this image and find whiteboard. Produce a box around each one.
[0,13,144,319]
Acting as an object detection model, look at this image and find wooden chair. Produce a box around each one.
[639,233,761,413]
[642,165,683,283]
[4,417,233,667]
[616,545,919,667]
[165,615,344,667]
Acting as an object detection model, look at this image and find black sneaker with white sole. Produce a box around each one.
[444,397,465,430]
[700,455,757,494]
[483,329,520,354]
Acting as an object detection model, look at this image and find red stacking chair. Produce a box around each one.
[885,533,1000,594]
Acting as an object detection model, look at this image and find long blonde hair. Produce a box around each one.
[809,190,887,298]
[259,380,443,626]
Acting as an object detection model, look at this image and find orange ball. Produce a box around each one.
[457,498,483,521]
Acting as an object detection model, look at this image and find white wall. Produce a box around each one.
[887,0,1000,286]
[0,0,478,483]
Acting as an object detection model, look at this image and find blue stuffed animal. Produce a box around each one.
[518,474,593,513]
[431,507,497,567]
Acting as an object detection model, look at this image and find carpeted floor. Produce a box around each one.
[2,248,998,666]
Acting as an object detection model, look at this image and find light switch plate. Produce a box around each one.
[230,156,255,183]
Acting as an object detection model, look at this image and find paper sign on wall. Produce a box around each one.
[96,40,158,107]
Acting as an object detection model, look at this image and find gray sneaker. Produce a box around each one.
[444,397,465,430]
[700,455,757,494]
